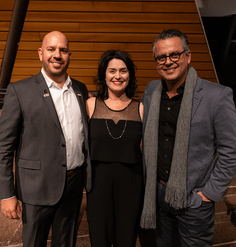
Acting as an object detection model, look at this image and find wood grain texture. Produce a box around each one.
[0,0,217,94]
[0,3,231,244]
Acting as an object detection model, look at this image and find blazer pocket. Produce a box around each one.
[18,158,41,170]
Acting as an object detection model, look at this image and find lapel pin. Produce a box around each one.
[77,94,81,96]
[44,93,50,97]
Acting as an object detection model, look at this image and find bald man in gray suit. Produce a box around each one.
[0,31,91,247]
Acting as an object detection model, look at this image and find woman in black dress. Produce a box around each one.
[86,49,144,247]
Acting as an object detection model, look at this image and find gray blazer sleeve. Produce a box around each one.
[0,83,22,199]
[202,85,236,201]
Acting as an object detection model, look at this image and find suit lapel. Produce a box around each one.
[71,79,92,192]
[71,80,88,134]
[192,77,203,119]
[35,72,63,134]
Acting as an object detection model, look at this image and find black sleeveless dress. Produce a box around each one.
[87,98,144,247]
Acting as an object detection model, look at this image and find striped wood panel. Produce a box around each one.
[0,1,235,246]
[0,0,217,98]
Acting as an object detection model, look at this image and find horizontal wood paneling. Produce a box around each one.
[25,1,197,13]
[1,0,229,245]
[0,31,207,44]
[1,1,197,13]
[1,0,195,8]
[142,2,197,13]
[3,12,201,23]
[28,1,143,12]
[0,0,14,10]
[0,0,217,96]
[0,22,205,33]
[79,23,204,33]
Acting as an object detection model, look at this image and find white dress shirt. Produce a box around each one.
[41,68,85,170]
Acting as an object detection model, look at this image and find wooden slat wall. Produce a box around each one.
[2,1,235,247]
[0,0,217,99]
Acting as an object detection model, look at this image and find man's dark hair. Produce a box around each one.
[152,29,190,57]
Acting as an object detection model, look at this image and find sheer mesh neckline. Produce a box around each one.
[103,99,133,112]
[91,98,141,124]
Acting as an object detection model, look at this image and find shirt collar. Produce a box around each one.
[161,79,185,96]
[41,68,72,89]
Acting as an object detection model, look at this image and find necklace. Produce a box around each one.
[104,100,130,140]
[105,118,127,140]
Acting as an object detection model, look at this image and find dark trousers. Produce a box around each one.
[22,166,85,247]
[156,181,215,247]
[87,162,144,247]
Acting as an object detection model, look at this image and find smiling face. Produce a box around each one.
[38,31,71,84]
[154,36,191,87]
[105,58,130,97]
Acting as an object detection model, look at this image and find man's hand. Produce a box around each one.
[1,197,21,219]
[197,191,211,202]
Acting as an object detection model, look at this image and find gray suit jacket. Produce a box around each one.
[0,72,91,206]
[142,77,236,208]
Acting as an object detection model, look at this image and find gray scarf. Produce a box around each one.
[140,66,197,229]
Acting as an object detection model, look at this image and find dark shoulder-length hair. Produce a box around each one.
[95,49,137,100]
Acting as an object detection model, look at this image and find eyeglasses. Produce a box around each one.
[154,50,187,65]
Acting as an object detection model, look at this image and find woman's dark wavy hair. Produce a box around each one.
[95,49,137,100]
